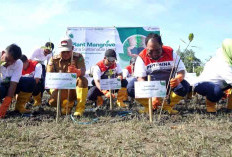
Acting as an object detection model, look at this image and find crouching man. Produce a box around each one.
[13,55,43,114]
[87,49,128,107]
[47,37,88,116]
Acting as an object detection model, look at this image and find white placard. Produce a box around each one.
[100,78,121,90]
[135,81,166,98]
[45,73,77,89]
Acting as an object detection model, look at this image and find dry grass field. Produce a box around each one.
[0,94,232,156]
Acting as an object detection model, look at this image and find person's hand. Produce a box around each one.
[170,74,184,88]
[0,96,12,118]
[117,75,123,80]
[101,90,115,98]
[223,89,232,99]
[152,97,161,109]
[68,65,81,77]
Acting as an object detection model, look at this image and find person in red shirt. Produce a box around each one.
[127,33,190,114]
[122,57,137,79]
[87,49,128,107]
[18,55,43,112]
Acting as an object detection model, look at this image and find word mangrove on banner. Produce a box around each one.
[73,40,116,48]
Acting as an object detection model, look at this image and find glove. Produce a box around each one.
[170,74,184,88]
[152,97,161,109]
[0,96,12,118]
[101,90,115,98]
[117,75,123,80]
[223,89,232,99]
[68,65,81,77]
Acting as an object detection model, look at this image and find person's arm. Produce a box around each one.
[93,66,102,90]
[46,54,52,66]
[94,79,101,91]
[47,58,55,72]
[116,63,123,79]
[170,70,185,88]
[9,60,23,96]
[169,52,186,88]
[75,53,86,76]
[7,81,18,97]
[134,56,147,81]
[34,63,42,84]
[68,54,86,77]
[122,69,129,79]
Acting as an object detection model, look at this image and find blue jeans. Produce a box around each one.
[127,78,190,98]
[0,83,9,99]
[194,82,224,102]
[0,77,36,100]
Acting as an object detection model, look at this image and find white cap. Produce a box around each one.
[58,37,73,52]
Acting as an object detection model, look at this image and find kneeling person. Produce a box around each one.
[47,37,88,116]
[14,55,43,114]
[87,49,128,107]
[0,44,23,118]
[194,39,232,113]
[127,33,190,114]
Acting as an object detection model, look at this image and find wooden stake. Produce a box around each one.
[148,75,153,122]
[109,76,113,110]
[56,70,62,123]
[66,52,74,115]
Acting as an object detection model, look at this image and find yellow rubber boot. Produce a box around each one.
[33,93,42,106]
[61,99,74,115]
[96,96,104,106]
[206,99,216,113]
[163,92,183,115]
[116,88,128,108]
[74,87,88,117]
[227,89,232,110]
[136,98,149,114]
[15,92,32,114]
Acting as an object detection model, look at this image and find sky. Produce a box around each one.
[0,0,231,63]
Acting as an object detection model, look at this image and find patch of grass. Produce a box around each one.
[1,95,232,156]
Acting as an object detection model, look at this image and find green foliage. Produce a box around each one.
[194,66,204,76]
[179,49,203,74]
[188,33,194,42]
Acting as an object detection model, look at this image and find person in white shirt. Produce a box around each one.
[87,49,128,107]
[127,33,190,114]
[0,44,23,118]
[30,42,54,65]
[30,42,54,97]
[194,39,232,113]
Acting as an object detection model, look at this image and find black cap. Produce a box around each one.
[105,49,117,61]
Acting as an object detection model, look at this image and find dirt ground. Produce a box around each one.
[0,94,232,156]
